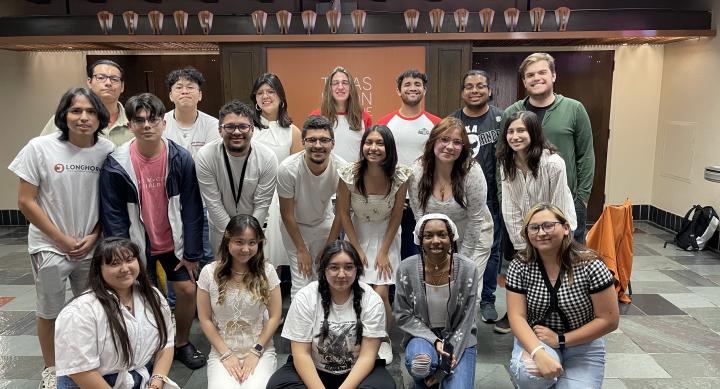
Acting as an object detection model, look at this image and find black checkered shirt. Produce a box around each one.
[506,256,614,333]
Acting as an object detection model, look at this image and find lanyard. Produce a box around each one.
[222,144,252,209]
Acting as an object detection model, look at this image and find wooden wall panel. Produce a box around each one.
[220,44,265,105]
[425,42,471,118]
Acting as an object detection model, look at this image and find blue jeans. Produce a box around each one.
[510,337,605,389]
[481,202,502,304]
[404,337,476,389]
[57,362,153,389]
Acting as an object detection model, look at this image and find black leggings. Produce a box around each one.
[266,355,396,389]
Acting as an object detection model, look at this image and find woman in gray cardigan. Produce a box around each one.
[394,213,479,389]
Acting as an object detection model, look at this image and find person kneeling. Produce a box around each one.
[266,240,395,389]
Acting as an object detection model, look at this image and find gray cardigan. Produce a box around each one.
[394,253,479,368]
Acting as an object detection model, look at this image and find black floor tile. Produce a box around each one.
[660,270,718,287]
[619,302,646,316]
[630,294,686,315]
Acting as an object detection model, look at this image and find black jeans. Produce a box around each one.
[574,198,588,244]
[266,355,396,389]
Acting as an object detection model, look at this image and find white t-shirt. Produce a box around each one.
[55,287,174,385]
[377,110,441,166]
[197,261,280,358]
[163,109,220,159]
[309,109,372,163]
[8,134,114,258]
[276,151,347,227]
[281,281,386,374]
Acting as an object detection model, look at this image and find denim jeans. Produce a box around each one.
[57,361,152,389]
[404,337,476,389]
[510,337,605,389]
[481,202,502,304]
[573,198,587,244]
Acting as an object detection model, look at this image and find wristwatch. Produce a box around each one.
[253,343,264,354]
[558,334,566,351]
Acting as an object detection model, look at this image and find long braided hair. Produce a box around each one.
[316,240,365,345]
[214,215,269,305]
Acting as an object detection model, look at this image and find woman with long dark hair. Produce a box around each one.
[496,110,576,252]
[197,214,282,388]
[394,213,480,388]
[266,240,394,389]
[507,203,618,388]
[54,237,177,389]
[336,125,412,362]
[250,73,302,270]
[309,66,372,162]
[407,116,494,290]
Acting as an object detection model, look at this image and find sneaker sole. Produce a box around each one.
[493,326,512,334]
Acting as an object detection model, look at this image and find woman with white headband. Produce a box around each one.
[394,213,480,389]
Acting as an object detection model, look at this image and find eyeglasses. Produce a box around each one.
[130,116,162,126]
[220,123,254,134]
[526,221,562,235]
[331,80,350,88]
[438,136,464,148]
[326,264,357,275]
[304,137,333,145]
[171,84,199,92]
[92,73,122,84]
[463,83,488,91]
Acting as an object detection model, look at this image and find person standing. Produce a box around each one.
[10,87,114,389]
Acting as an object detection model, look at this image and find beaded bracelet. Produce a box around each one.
[220,351,234,362]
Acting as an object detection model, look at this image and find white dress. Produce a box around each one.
[338,163,412,285]
[198,261,281,388]
[254,117,293,267]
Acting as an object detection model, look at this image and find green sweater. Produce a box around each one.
[502,94,595,204]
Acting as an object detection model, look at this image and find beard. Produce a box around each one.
[400,94,422,107]
[224,138,248,155]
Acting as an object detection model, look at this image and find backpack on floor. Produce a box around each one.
[665,205,719,251]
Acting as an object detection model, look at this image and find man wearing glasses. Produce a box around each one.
[449,70,504,326]
[99,93,206,370]
[41,59,133,146]
[277,115,347,298]
[194,101,278,255]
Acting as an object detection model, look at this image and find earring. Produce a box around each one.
[255,103,261,111]
[281,101,285,108]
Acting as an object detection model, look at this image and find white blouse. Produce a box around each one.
[54,286,175,389]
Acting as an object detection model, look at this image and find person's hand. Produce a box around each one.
[375,252,393,281]
[174,258,198,283]
[298,250,313,278]
[358,249,368,268]
[533,325,559,348]
[68,232,99,259]
[534,350,564,379]
[238,353,259,382]
[424,375,438,386]
[435,340,457,369]
[56,234,79,256]
[222,354,243,383]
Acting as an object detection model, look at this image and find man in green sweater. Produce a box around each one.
[501,52,594,244]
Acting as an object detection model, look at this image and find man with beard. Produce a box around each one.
[449,70,503,324]
[277,115,347,298]
[194,101,278,255]
[377,70,441,260]
[502,53,594,244]
[41,59,133,146]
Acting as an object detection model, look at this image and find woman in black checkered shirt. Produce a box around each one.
[506,203,619,389]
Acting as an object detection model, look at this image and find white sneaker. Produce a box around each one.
[378,341,393,364]
[39,366,56,389]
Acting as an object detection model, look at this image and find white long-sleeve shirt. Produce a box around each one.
[501,149,577,250]
[195,138,278,254]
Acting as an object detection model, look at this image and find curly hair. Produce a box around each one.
[417,116,473,212]
[316,240,365,345]
[214,215,269,306]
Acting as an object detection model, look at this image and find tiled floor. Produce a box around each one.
[2,221,720,388]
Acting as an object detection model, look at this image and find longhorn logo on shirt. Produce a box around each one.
[54,164,65,173]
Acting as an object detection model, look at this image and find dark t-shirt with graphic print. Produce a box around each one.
[450,105,503,207]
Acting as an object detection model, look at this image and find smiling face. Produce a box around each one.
[421,219,452,258]
[325,251,358,294]
[461,73,491,109]
[220,113,254,156]
[168,77,202,110]
[433,127,464,163]
[330,71,350,107]
[254,82,280,117]
[101,250,140,294]
[227,227,259,266]
[398,76,426,107]
[522,60,556,98]
[362,130,386,164]
[506,118,531,155]
[526,209,570,254]
[303,128,334,165]
[66,95,100,143]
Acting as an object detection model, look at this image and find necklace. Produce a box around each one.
[426,255,449,271]
[440,184,446,201]
[232,269,248,277]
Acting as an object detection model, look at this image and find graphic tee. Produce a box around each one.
[376,110,441,166]
[281,281,386,374]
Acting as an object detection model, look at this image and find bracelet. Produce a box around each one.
[530,345,544,359]
[220,351,234,362]
[150,374,168,383]
[249,348,262,358]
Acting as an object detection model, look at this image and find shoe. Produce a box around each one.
[493,313,511,334]
[480,302,498,323]
[174,342,207,370]
[378,341,393,364]
[39,366,56,389]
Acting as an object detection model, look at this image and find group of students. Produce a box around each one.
[11,51,619,389]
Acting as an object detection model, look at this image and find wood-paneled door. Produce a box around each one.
[475,50,614,222]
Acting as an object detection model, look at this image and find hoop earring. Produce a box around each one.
[255,103,261,111]
[281,101,285,108]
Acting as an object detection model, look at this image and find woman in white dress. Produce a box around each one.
[197,214,283,388]
[250,73,302,270]
[408,117,494,294]
[336,125,411,362]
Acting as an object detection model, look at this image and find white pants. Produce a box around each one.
[281,219,333,298]
[206,350,277,388]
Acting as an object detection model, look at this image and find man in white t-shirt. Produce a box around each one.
[195,101,278,255]
[40,59,133,146]
[377,69,441,260]
[277,115,346,297]
[9,87,114,388]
